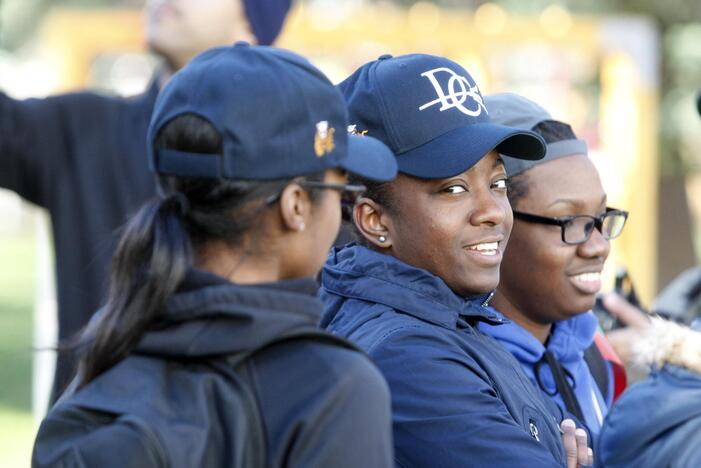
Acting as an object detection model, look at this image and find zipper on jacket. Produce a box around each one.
[482,291,495,307]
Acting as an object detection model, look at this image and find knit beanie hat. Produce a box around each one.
[242,0,293,46]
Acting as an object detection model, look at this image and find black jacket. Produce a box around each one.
[32,269,393,467]
[0,83,159,399]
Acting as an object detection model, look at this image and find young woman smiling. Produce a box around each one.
[321,54,593,468]
[481,93,628,440]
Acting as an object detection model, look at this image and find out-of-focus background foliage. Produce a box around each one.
[1,1,701,466]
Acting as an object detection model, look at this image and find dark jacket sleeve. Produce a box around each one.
[372,327,565,468]
[288,353,394,468]
[596,367,701,468]
[0,91,107,207]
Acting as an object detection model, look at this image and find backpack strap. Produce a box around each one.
[203,357,268,468]
[584,341,609,402]
[590,332,628,402]
[221,327,363,468]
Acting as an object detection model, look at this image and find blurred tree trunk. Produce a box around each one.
[657,175,697,291]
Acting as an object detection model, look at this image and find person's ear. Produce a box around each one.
[279,183,309,233]
[353,197,393,249]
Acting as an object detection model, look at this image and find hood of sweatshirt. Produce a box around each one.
[479,311,607,434]
[135,268,323,358]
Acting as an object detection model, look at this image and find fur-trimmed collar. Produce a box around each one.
[635,318,701,374]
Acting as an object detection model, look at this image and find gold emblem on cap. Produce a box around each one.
[347,124,368,136]
[314,121,335,157]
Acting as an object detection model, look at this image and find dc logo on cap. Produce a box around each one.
[418,67,488,117]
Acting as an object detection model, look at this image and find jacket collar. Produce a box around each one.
[135,269,323,358]
[322,244,505,329]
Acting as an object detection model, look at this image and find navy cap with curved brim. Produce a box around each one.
[148,43,397,183]
[485,92,588,177]
[397,122,546,179]
[338,53,545,179]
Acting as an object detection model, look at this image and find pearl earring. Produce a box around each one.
[299,222,305,232]
[378,235,387,243]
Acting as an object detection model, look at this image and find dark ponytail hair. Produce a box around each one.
[75,114,323,387]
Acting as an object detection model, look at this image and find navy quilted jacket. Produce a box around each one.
[320,244,567,468]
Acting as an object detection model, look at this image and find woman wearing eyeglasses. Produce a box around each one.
[480,93,628,440]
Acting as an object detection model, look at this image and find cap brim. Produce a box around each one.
[395,122,546,179]
[339,134,398,182]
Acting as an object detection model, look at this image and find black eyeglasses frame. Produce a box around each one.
[512,207,629,245]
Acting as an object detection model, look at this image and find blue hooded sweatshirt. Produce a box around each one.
[320,244,568,467]
[480,312,611,437]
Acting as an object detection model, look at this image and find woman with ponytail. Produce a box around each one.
[32,43,397,468]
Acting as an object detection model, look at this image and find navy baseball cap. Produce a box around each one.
[338,53,546,179]
[485,93,588,177]
[148,43,397,182]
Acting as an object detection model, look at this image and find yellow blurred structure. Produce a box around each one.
[40,9,145,92]
[38,3,659,302]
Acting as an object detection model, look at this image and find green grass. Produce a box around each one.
[0,233,38,468]
[0,406,35,468]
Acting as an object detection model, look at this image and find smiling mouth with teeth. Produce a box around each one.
[466,242,499,256]
[571,272,601,282]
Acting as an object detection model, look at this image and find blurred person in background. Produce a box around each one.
[32,43,397,468]
[479,93,629,441]
[595,91,701,467]
[0,0,292,403]
[599,92,701,370]
[321,53,593,468]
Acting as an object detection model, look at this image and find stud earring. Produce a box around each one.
[298,222,305,232]
[378,235,387,243]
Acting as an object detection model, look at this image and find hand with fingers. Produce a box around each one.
[561,419,593,467]
[602,293,651,367]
